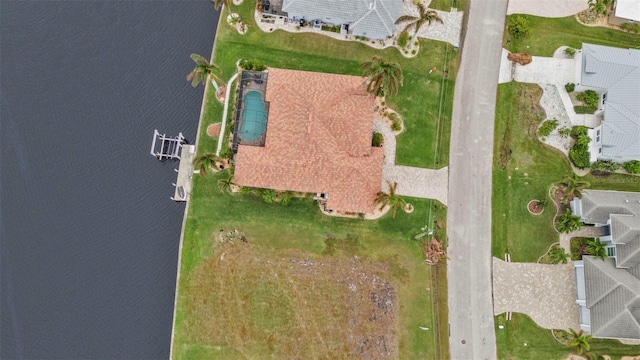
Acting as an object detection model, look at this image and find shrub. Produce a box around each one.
[220,147,233,160]
[558,127,571,138]
[621,23,640,33]
[570,126,588,138]
[591,160,619,172]
[574,105,597,114]
[537,119,559,137]
[388,113,402,131]
[372,132,384,147]
[397,31,410,48]
[279,192,292,206]
[623,160,640,174]
[577,90,599,108]
[261,189,277,203]
[508,15,530,39]
[238,59,266,71]
[411,50,416,55]
[565,83,575,92]
[569,143,591,168]
[564,47,576,57]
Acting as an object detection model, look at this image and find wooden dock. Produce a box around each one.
[172,145,195,202]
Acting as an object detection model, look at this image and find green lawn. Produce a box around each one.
[504,15,640,57]
[204,2,459,168]
[496,313,640,360]
[491,82,640,262]
[172,171,449,359]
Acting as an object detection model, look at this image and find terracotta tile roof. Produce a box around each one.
[234,68,383,213]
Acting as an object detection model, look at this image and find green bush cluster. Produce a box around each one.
[623,160,640,174]
[574,106,596,114]
[591,160,619,172]
[577,90,599,108]
[321,25,340,33]
[565,83,575,92]
[388,113,402,131]
[239,59,266,71]
[372,132,384,147]
[397,31,410,48]
[558,127,571,138]
[508,15,531,39]
[621,23,640,33]
[564,47,576,57]
[570,126,591,168]
[537,119,559,137]
[570,126,588,138]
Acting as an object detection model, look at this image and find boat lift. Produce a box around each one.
[150,129,185,160]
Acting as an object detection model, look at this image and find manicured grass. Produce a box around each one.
[172,170,449,359]
[491,83,640,262]
[204,2,459,168]
[428,0,467,12]
[504,15,640,57]
[495,313,640,360]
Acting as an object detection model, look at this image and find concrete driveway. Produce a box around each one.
[499,49,576,85]
[493,258,581,330]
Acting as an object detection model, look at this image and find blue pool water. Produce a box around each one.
[240,91,268,141]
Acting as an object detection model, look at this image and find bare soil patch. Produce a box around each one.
[206,123,221,138]
[181,239,398,358]
[527,200,543,215]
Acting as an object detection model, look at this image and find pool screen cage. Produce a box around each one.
[232,70,270,152]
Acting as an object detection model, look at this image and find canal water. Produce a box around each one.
[0,1,219,358]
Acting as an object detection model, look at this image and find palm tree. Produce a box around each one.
[375,181,406,218]
[568,328,592,355]
[549,246,570,264]
[395,3,443,48]
[194,152,219,176]
[588,0,612,17]
[586,238,607,260]
[536,198,549,210]
[360,56,404,97]
[212,0,231,11]
[186,54,224,88]
[217,174,235,193]
[556,208,582,233]
[559,174,590,202]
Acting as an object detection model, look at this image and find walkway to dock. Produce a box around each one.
[173,145,195,201]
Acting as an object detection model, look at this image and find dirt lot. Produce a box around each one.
[181,235,399,359]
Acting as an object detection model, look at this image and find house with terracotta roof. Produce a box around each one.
[570,190,640,340]
[233,68,384,215]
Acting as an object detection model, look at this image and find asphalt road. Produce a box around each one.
[446,0,508,359]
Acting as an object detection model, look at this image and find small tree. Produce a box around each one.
[536,198,549,210]
[568,328,592,355]
[360,56,404,97]
[557,208,582,233]
[548,246,570,264]
[217,174,235,193]
[372,132,384,147]
[186,54,224,88]
[559,174,590,202]
[375,181,406,218]
[193,152,219,176]
[586,238,607,260]
[508,15,530,39]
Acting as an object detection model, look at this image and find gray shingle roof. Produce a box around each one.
[281,0,402,38]
[581,43,640,162]
[579,190,640,225]
[584,256,640,339]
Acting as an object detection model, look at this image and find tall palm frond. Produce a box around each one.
[360,56,404,97]
[186,54,224,88]
[395,4,443,35]
[375,181,406,218]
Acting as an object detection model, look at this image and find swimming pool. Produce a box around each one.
[240,90,267,142]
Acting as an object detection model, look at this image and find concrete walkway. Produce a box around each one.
[216,72,239,156]
[373,120,449,205]
[493,257,581,330]
[558,226,606,253]
[498,48,576,85]
[507,0,587,17]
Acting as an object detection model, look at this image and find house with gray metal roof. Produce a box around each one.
[575,43,640,163]
[571,190,640,340]
[263,0,402,40]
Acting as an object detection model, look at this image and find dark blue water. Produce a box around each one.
[1,1,219,358]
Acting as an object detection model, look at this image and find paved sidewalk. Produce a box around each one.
[493,257,581,330]
[498,48,575,85]
[507,0,587,17]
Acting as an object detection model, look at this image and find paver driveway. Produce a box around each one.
[493,257,581,330]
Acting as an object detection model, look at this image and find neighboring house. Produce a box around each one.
[233,68,383,215]
[261,0,402,40]
[571,190,640,340]
[574,43,640,163]
[612,0,640,23]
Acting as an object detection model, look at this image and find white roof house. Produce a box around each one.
[281,0,402,39]
[572,190,640,340]
[614,0,640,22]
[579,43,640,163]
